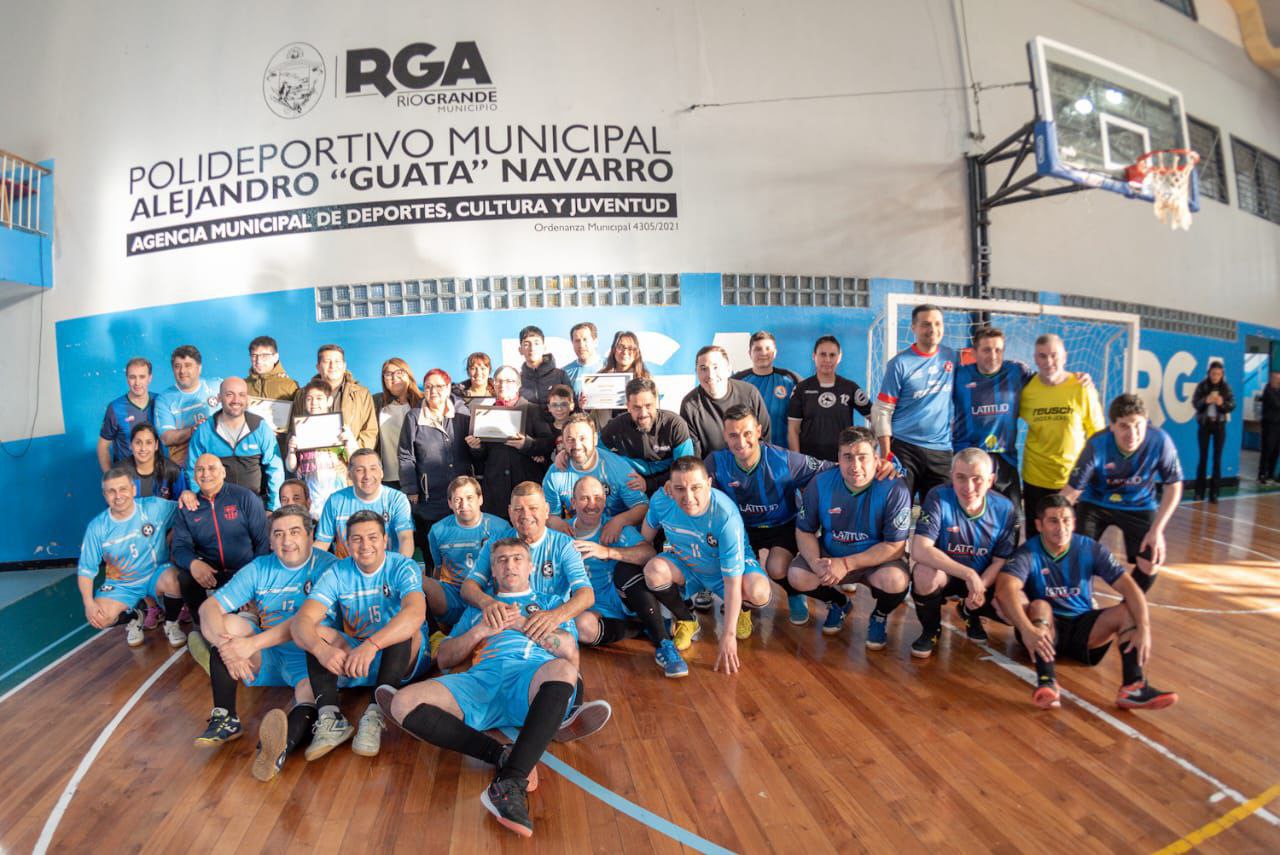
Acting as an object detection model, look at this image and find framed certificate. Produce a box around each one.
[292,413,344,450]
[248,397,293,432]
[580,373,632,410]
[471,405,525,442]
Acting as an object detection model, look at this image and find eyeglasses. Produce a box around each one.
[548,400,572,409]
[615,345,638,354]
[495,378,519,385]
[425,384,450,392]
[250,351,276,360]
[383,369,408,378]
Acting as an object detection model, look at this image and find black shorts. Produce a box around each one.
[936,575,1000,620]
[1053,609,1112,665]
[1075,502,1154,565]
[992,456,1023,521]
[746,524,798,557]
[1022,481,1058,532]
[890,438,952,504]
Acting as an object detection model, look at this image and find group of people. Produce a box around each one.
[83,308,1190,837]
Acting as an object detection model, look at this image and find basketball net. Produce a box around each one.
[1127,149,1199,231]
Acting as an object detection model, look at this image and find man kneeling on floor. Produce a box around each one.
[996,495,1177,711]
[188,504,338,780]
[377,537,612,839]
[291,510,430,758]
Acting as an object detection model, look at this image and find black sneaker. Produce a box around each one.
[481,776,533,837]
[194,707,243,747]
[910,630,939,659]
[965,614,988,642]
[1116,681,1179,710]
[691,591,715,612]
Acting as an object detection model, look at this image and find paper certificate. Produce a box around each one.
[292,413,344,450]
[580,373,633,410]
[249,397,293,432]
[472,405,525,442]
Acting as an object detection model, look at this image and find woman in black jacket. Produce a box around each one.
[398,368,473,568]
[122,423,187,499]
[464,365,554,520]
[1191,360,1234,503]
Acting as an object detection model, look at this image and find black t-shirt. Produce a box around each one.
[601,409,694,494]
[679,379,772,457]
[786,374,871,462]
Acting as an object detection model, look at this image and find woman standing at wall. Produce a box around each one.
[588,330,652,429]
[399,368,473,567]
[375,358,422,488]
[454,352,496,401]
[465,364,554,519]
[1192,360,1235,503]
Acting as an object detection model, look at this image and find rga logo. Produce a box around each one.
[344,41,497,111]
[264,43,325,119]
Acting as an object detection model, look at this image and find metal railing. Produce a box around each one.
[1,150,50,235]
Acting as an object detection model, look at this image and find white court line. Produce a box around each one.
[1092,591,1280,615]
[1194,507,1280,534]
[0,628,107,707]
[1200,536,1280,565]
[33,650,184,855]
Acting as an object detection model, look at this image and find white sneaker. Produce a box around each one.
[125,610,144,647]
[164,621,186,648]
[352,706,385,757]
[304,711,353,761]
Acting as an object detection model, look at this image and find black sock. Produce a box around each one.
[1132,570,1156,593]
[305,652,341,710]
[615,563,668,645]
[111,608,140,627]
[808,585,850,607]
[286,703,317,754]
[772,574,801,597]
[374,638,414,688]
[177,570,209,626]
[1034,653,1056,686]
[649,582,694,622]
[912,587,945,635]
[501,680,574,782]
[162,595,184,622]
[401,703,503,765]
[209,648,238,715]
[870,586,908,617]
[1120,634,1144,685]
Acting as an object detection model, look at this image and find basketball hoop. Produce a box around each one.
[1126,149,1199,231]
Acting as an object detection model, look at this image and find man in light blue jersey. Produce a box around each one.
[641,457,772,673]
[188,504,338,781]
[543,413,648,540]
[563,321,603,393]
[78,468,186,648]
[909,448,1018,658]
[871,304,955,504]
[186,376,284,509]
[429,475,516,628]
[155,344,222,469]
[314,448,415,558]
[292,511,429,759]
[1061,394,1182,593]
[377,537,612,838]
[789,427,912,649]
[731,330,800,446]
[460,482,595,639]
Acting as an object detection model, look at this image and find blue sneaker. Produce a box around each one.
[865,612,889,651]
[787,595,810,625]
[821,601,849,635]
[655,639,689,678]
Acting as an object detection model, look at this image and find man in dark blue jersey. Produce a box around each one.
[997,495,1177,711]
[706,405,833,627]
[789,426,912,648]
[909,448,1018,657]
[1061,394,1182,593]
[602,377,696,496]
[732,331,800,446]
[98,356,158,471]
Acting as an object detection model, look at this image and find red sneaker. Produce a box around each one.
[1032,683,1061,710]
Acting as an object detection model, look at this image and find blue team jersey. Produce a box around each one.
[797,469,912,557]
[451,589,579,666]
[952,361,1032,464]
[542,448,646,518]
[465,528,591,602]
[705,443,832,528]
[213,548,339,630]
[315,485,415,554]
[644,488,748,581]
[1003,533,1126,618]
[1068,426,1182,511]
[307,551,423,640]
[563,358,603,393]
[733,368,799,445]
[154,379,222,434]
[100,394,158,464]
[78,497,178,586]
[569,517,644,619]
[878,344,957,450]
[915,485,1018,572]
[429,513,516,589]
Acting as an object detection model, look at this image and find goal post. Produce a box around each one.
[867,293,1140,407]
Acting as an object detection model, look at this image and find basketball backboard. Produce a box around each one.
[1028,36,1200,211]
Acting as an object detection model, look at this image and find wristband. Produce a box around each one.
[367,637,381,650]
[883,451,895,462]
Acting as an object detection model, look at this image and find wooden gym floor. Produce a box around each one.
[1,495,1278,854]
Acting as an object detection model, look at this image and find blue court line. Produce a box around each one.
[501,728,735,854]
[0,621,96,685]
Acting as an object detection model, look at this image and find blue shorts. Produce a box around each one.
[589,583,632,622]
[333,627,432,688]
[246,639,309,688]
[95,568,165,608]
[441,583,468,628]
[435,656,579,732]
[676,556,767,601]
